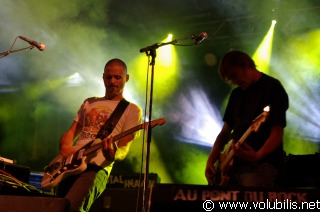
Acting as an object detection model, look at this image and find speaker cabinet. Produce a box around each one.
[283,153,320,187]
[89,188,145,212]
[0,195,70,212]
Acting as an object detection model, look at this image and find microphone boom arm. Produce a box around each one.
[139,34,196,53]
[1,36,38,58]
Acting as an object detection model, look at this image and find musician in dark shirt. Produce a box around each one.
[205,50,289,187]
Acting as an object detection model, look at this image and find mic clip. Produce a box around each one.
[139,43,161,53]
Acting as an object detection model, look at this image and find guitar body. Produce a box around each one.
[41,118,166,190]
[41,155,87,189]
[41,141,95,189]
[213,140,234,186]
[212,106,270,186]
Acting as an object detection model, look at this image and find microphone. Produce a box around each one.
[194,32,208,45]
[19,36,46,51]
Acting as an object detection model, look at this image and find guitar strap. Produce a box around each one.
[96,98,130,140]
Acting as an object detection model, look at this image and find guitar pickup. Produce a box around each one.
[77,149,85,160]
[65,154,74,165]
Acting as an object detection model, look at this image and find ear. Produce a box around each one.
[126,74,129,82]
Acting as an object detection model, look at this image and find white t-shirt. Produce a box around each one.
[73,97,142,173]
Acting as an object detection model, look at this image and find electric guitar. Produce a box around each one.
[213,105,270,186]
[41,118,166,189]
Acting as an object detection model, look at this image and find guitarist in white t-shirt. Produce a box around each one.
[52,58,142,211]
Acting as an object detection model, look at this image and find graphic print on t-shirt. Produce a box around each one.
[81,107,112,140]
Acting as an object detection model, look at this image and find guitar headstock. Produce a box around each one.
[263,105,270,112]
[251,105,270,132]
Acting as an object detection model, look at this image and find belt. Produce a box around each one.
[85,164,108,175]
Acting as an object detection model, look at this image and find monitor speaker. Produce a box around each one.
[0,195,70,212]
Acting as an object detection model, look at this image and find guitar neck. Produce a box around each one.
[221,126,255,167]
[236,127,253,147]
[219,108,269,176]
[83,123,144,156]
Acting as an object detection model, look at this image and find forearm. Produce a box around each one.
[59,121,80,157]
[59,133,73,150]
[208,123,231,163]
[206,131,230,172]
[103,135,134,161]
[114,143,131,161]
[207,145,221,166]
[205,131,230,184]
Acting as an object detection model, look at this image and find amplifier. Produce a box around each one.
[89,173,160,211]
[0,161,30,183]
[106,172,160,189]
[0,195,70,212]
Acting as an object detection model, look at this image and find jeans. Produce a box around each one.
[56,165,109,212]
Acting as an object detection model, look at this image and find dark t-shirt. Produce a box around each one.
[223,73,289,168]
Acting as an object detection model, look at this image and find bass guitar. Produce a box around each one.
[213,105,270,186]
[41,118,166,189]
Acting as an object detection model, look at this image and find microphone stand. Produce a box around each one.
[1,36,39,59]
[0,46,35,58]
[139,34,196,212]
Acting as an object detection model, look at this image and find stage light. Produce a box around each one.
[167,34,173,40]
[130,33,179,103]
[66,73,84,87]
[273,29,320,154]
[252,20,276,73]
[168,86,223,147]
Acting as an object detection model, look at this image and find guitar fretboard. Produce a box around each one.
[83,123,144,156]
